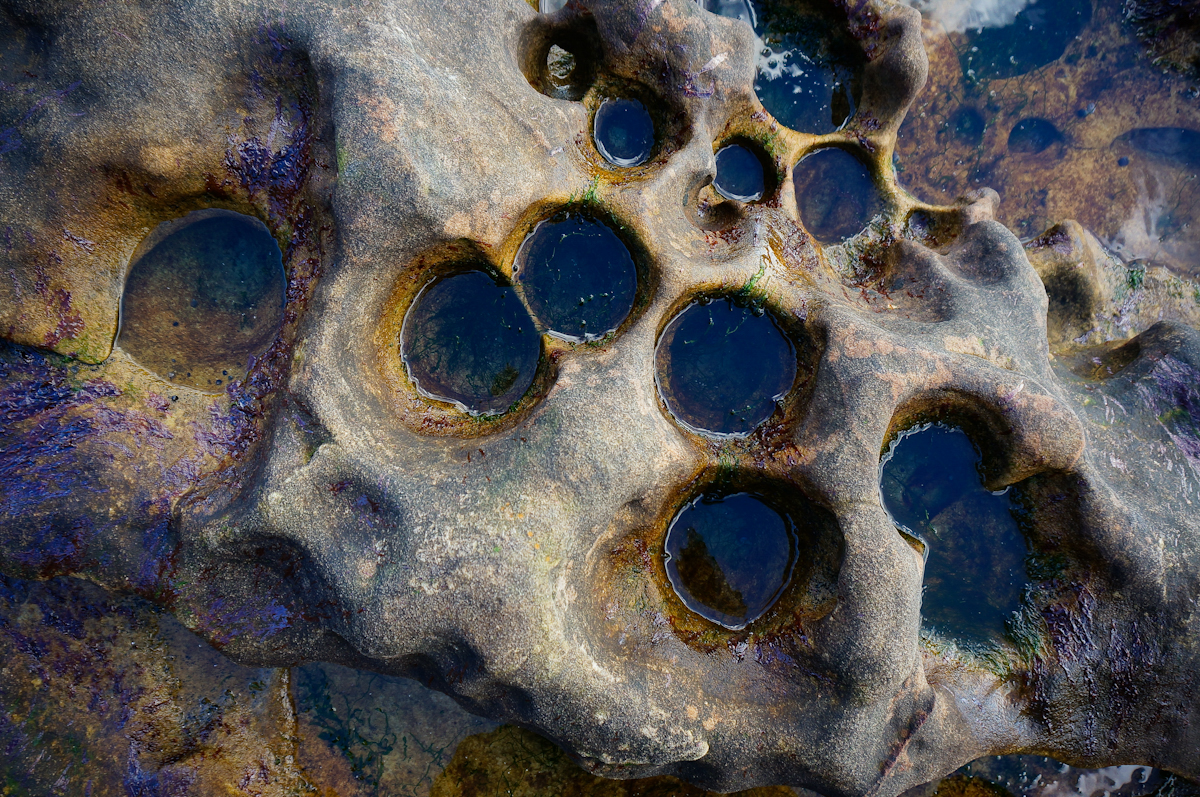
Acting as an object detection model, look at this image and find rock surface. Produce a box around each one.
[0,0,1198,794]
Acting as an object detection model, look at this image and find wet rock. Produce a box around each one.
[430,724,798,797]
[895,0,1200,278]
[1025,219,1200,349]
[0,574,304,795]
[0,0,1198,794]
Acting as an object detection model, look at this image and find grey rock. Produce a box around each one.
[0,0,1197,794]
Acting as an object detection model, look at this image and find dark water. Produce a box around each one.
[401,270,540,416]
[655,298,796,437]
[879,423,1029,644]
[664,491,797,629]
[714,144,766,202]
[514,211,637,342]
[1007,118,1062,154]
[118,210,285,391]
[961,0,1091,81]
[1122,127,1200,171]
[901,755,1181,797]
[951,107,986,146]
[706,0,864,134]
[593,97,654,167]
[793,147,882,243]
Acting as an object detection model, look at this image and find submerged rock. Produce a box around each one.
[0,0,1198,794]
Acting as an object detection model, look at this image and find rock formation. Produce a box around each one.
[1,0,1198,793]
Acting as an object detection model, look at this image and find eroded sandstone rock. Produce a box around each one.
[1,0,1198,794]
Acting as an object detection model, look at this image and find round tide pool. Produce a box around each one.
[664,491,798,630]
[714,144,766,202]
[593,97,654,167]
[514,211,638,342]
[400,269,540,416]
[655,298,796,437]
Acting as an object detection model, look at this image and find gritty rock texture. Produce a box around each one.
[430,724,798,797]
[0,0,1198,795]
[0,575,305,795]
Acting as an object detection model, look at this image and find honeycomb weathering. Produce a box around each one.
[0,0,1199,794]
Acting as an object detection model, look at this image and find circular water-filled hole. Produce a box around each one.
[951,107,986,146]
[519,13,601,101]
[655,296,797,437]
[665,491,797,630]
[713,140,775,203]
[118,209,285,391]
[513,209,638,342]
[793,146,883,244]
[592,97,655,168]
[400,268,541,416]
[660,476,843,633]
[708,0,865,133]
[1007,118,1062,154]
[960,0,1091,81]
[880,422,1031,645]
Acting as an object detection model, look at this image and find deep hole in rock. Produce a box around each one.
[952,107,986,146]
[714,142,768,202]
[592,97,655,167]
[514,209,638,342]
[655,297,797,437]
[664,490,798,630]
[546,45,577,88]
[960,0,1092,81]
[519,12,601,101]
[1007,118,1062,154]
[904,208,962,249]
[879,422,1030,645]
[117,209,285,391]
[793,147,882,244]
[707,0,865,134]
[400,268,540,416]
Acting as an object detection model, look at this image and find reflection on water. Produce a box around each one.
[959,0,1091,80]
[593,97,655,168]
[401,269,540,416]
[793,146,883,243]
[880,423,1029,644]
[655,298,797,437]
[514,210,638,342]
[715,143,767,202]
[1107,128,1200,271]
[704,0,865,134]
[903,0,1033,33]
[664,491,797,629]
